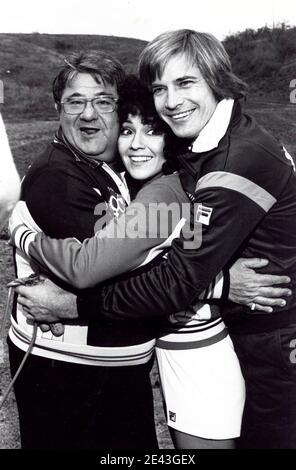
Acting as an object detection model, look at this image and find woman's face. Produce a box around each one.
[118,114,166,181]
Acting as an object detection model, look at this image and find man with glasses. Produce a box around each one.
[8,51,158,449]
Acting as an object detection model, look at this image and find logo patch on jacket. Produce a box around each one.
[169,411,176,422]
[107,188,126,219]
[195,204,213,225]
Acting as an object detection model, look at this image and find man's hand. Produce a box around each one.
[12,276,78,323]
[38,323,65,337]
[229,258,292,312]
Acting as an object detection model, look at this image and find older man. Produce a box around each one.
[8,51,158,449]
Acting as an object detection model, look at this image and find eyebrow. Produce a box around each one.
[64,91,116,99]
[121,118,153,127]
[176,75,201,82]
[152,75,201,86]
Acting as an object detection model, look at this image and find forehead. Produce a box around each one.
[62,72,117,98]
[153,54,202,83]
[123,114,149,126]
[123,112,160,128]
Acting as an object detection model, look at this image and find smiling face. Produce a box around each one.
[59,72,119,162]
[151,54,218,140]
[118,114,166,181]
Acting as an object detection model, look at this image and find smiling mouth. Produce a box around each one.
[80,127,100,135]
[169,108,196,121]
[129,155,153,163]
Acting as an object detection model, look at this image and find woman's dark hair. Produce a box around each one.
[117,75,166,131]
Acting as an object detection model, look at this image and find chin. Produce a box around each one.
[79,145,110,159]
[176,128,198,140]
[77,145,97,155]
[129,172,146,180]
[131,170,153,180]
[173,129,190,139]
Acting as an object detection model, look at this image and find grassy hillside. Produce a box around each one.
[224,24,296,99]
[0,33,147,120]
[1,26,296,121]
[1,26,296,120]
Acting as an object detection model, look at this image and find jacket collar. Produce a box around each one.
[177,99,243,176]
[192,98,234,153]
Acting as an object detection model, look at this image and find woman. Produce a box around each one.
[11,75,245,448]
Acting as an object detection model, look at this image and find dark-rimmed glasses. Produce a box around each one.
[60,96,118,114]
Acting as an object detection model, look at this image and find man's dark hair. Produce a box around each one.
[53,50,125,110]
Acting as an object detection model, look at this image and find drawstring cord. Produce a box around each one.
[0,324,37,409]
[0,274,41,409]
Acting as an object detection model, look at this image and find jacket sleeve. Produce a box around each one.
[11,173,227,301]
[77,168,278,320]
[22,166,95,240]
[15,179,185,288]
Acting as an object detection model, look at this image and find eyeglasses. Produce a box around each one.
[60,96,118,115]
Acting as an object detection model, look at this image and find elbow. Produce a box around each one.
[70,276,90,290]
[70,274,96,290]
[68,249,102,289]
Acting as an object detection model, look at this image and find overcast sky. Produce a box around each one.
[0,0,295,40]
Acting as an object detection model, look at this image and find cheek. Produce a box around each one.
[154,97,164,115]
[202,90,218,113]
[118,138,130,158]
[120,154,130,171]
[153,140,166,160]
[108,115,120,132]
[61,116,77,139]
[155,155,166,170]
